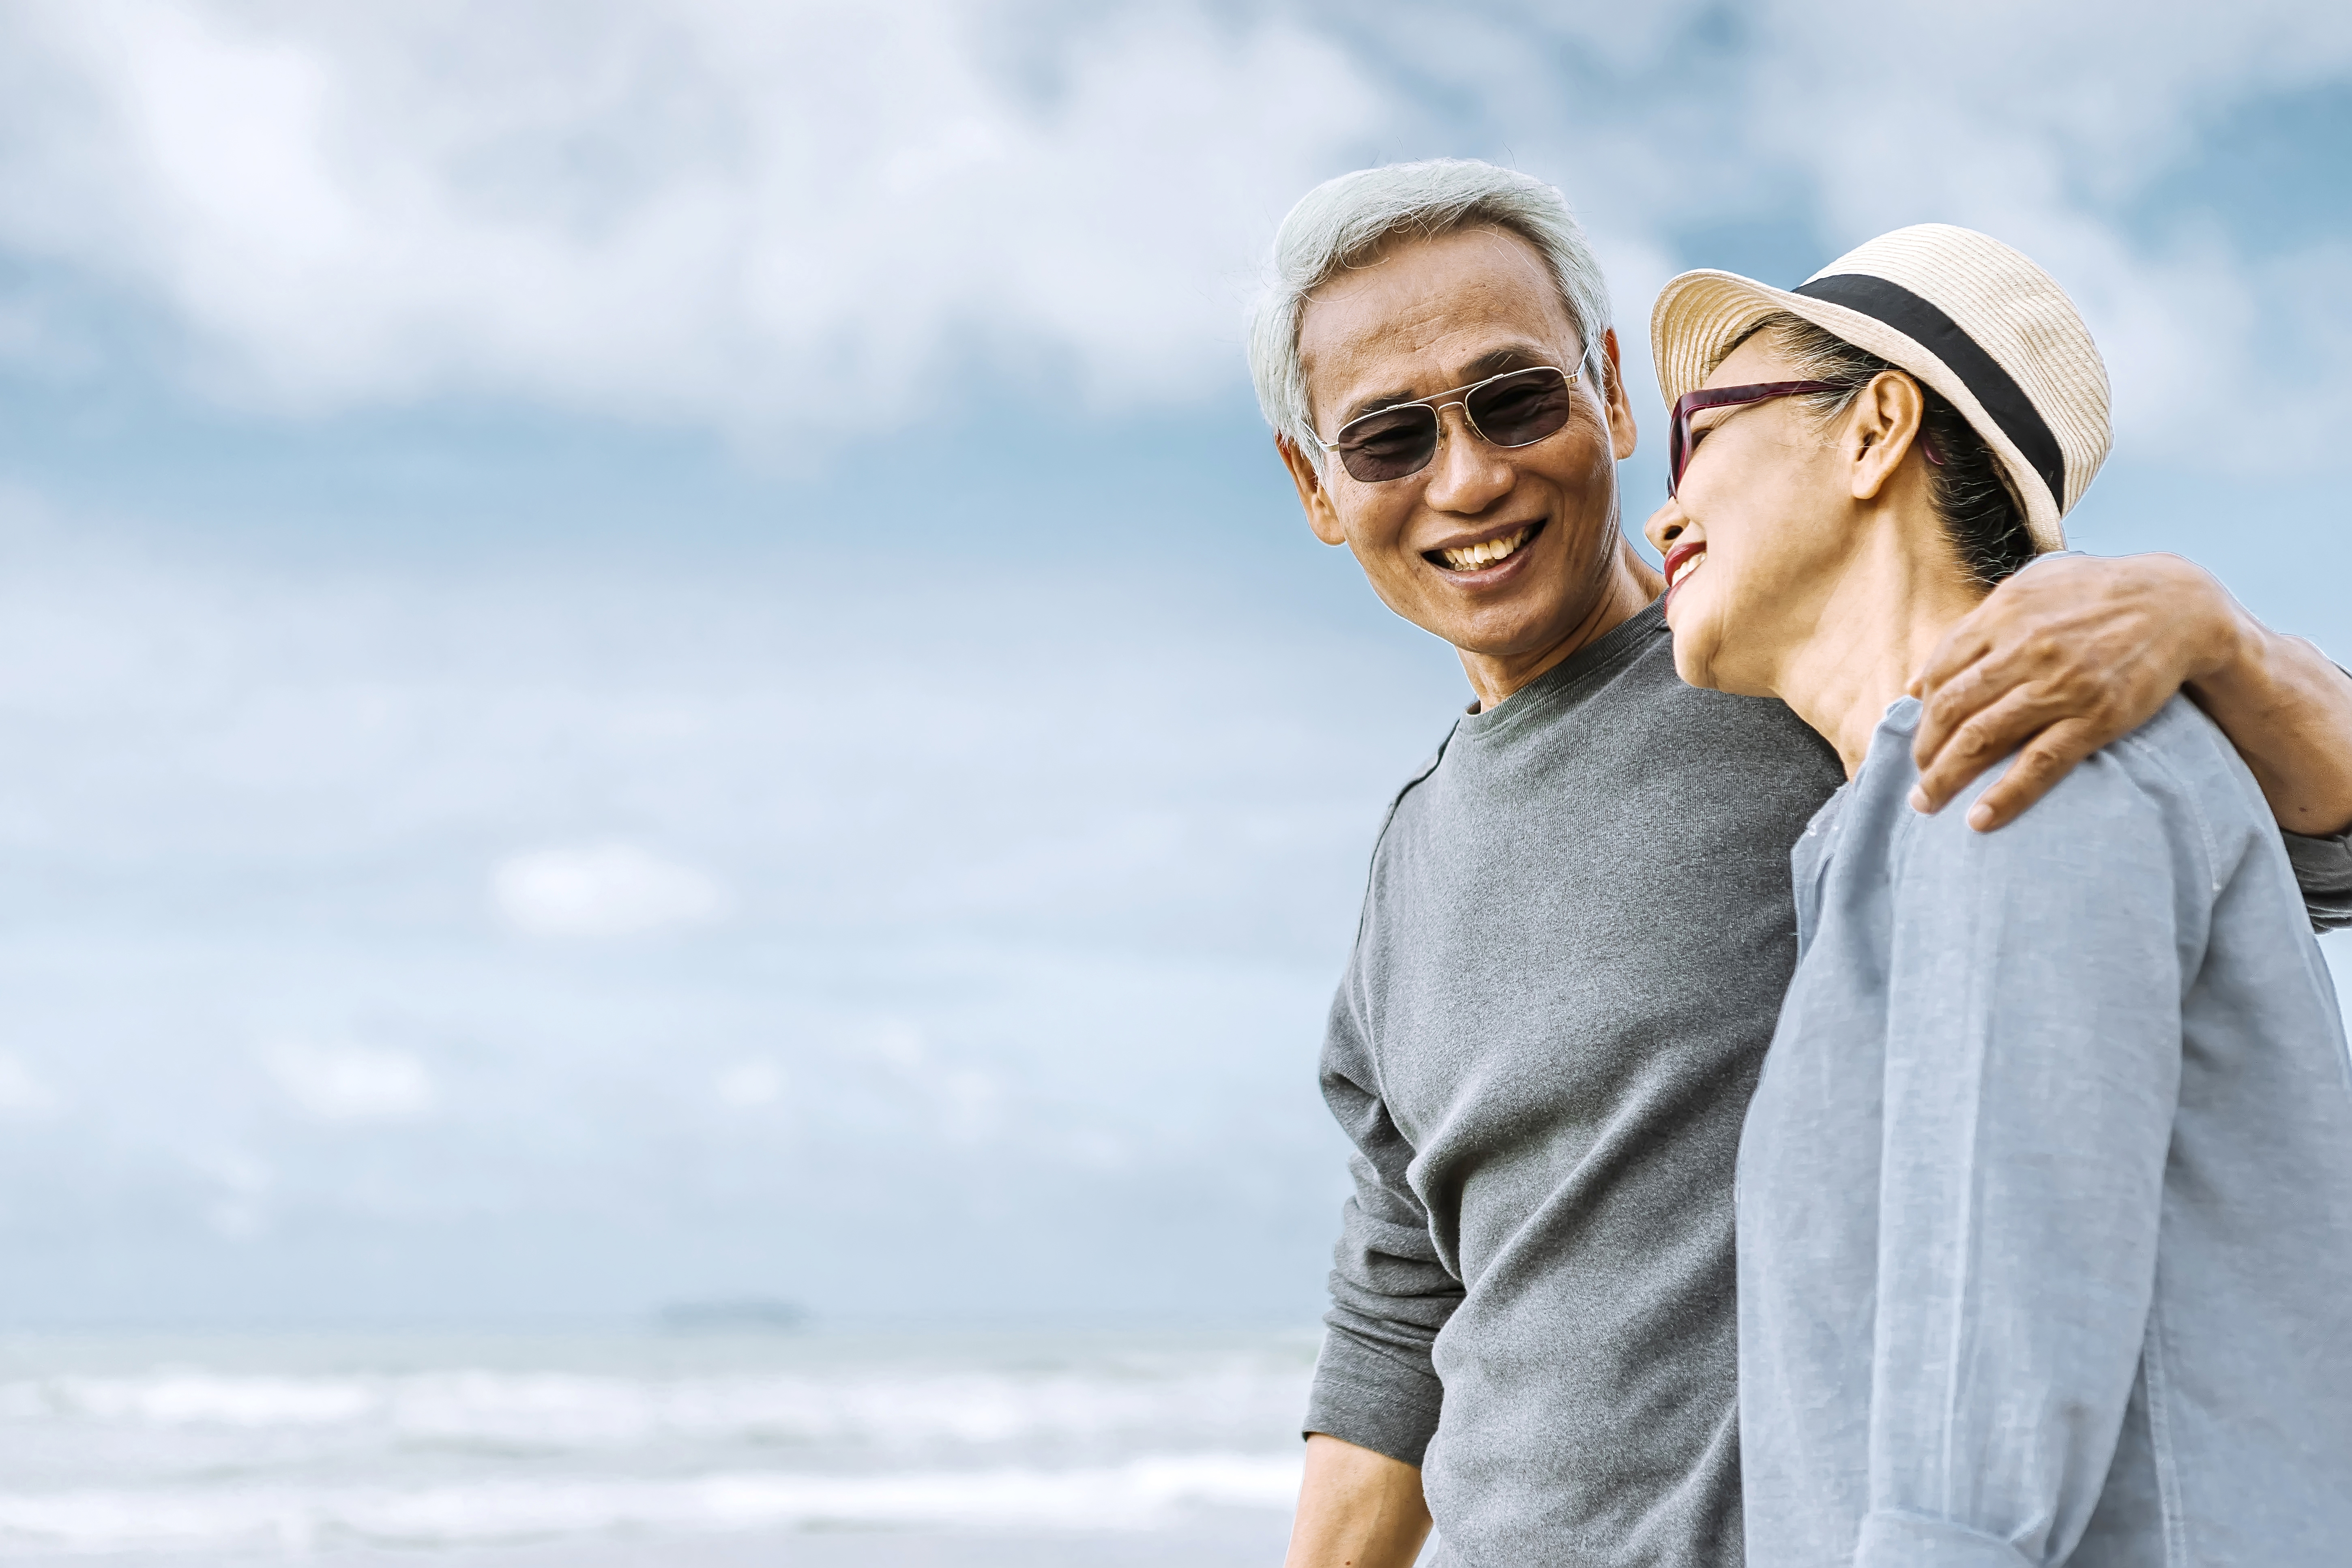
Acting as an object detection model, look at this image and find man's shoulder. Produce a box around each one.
[1379,616,1843,851]
[1374,728,1459,842]
[1504,618,1840,784]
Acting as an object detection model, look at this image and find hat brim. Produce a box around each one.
[1649,268,2065,551]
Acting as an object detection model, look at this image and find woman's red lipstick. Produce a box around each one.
[1662,540,1707,612]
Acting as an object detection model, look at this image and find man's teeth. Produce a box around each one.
[1669,553,1704,589]
[1438,526,1533,572]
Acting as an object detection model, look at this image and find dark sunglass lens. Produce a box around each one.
[1466,369,1573,447]
[1335,408,1439,482]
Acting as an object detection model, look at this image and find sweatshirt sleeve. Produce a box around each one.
[2284,826,2352,931]
[1854,741,2202,1568]
[1302,962,1459,1467]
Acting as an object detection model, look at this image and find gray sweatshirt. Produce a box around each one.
[1307,602,2352,1566]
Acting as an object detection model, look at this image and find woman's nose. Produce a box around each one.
[1644,499,1688,555]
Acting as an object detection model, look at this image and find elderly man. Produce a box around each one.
[1252,159,2352,1568]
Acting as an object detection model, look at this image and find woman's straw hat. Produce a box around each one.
[1648,224,2110,552]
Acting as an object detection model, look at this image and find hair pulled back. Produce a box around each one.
[1730,313,2039,589]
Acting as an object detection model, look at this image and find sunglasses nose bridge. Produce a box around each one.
[1416,397,1518,489]
[1427,395,1482,447]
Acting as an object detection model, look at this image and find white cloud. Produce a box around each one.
[715,1058,784,1109]
[266,1040,435,1122]
[1718,1,2352,461]
[491,842,732,939]
[0,1054,60,1116]
[862,1023,1004,1144]
[2,1,2342,470]
[0,0,1386,438]
[194,1148,274,1240]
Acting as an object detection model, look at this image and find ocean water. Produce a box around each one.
[0,1328,1317,1564]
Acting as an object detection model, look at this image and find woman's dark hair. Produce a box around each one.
[1725,313,2038,589]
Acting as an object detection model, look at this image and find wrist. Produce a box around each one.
[2182,599,2275,712]
[2150,553,2257,691]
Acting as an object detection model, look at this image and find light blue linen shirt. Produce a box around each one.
[1737,694,2352,1567]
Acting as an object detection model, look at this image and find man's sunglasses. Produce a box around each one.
[1316,366,1581,483]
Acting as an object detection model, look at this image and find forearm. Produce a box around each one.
[1908,550,2352,837]
[1284,1433,1432,1568]
[2186,612,2352,837]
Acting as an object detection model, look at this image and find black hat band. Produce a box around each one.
[1793,272,2067,510]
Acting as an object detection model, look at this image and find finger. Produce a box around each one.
[1910,620,2077,765]
[1910,685,2063,813]
[1908,614,2000,702]
[1963,719,2105,832]
[1908,561,2074,697]
[1911,652,2018,771]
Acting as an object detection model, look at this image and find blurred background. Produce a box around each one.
[0,0,2347,1560]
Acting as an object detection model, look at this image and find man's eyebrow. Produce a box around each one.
[1339,344,1568,424]
[1460,345,1556,382]
[1340,387,1422,423]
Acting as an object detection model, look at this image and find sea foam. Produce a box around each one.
[0,1454,1303,1549]
[0,1330,1315,1556]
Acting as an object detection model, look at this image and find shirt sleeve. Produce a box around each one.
[2020,556,2352,931]
[1302,962,1459,1467]
[2283,655,2352,931]
[2285,826,2352,932]
[1856,744,2202,1568]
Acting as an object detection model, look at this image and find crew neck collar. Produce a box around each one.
[1453,600,1664,743]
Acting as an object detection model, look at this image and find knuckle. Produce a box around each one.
[2020,749,2067,783]
[2020,673,2071,709]
[1947,672,1994,714]
[1956,715,2007,758]
[2059,717,2099,749]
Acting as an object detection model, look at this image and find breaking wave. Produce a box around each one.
[0,1452,1303,1550]
[0,1331,1315,1557]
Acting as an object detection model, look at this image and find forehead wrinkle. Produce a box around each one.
[1296,226,1578,433]
[1339,341,1566,424]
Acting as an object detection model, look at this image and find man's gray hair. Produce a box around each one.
[1248,159,1613,461]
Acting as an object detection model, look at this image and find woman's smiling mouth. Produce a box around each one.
[1662,539,1706,607]
[1427,520,1543,574]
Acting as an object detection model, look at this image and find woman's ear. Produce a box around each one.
[1277,433,1349,546]
[1847,371,1927,503]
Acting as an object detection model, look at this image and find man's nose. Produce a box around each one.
[1421,403,1514,511]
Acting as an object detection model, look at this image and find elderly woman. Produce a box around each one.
[1642,226,2352,1567]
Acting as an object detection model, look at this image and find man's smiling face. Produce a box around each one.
[1282,225,1640,674]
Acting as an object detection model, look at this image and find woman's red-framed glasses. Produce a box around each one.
[1665,381,1841,498]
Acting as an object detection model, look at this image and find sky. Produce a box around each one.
[1,0,2349,1328]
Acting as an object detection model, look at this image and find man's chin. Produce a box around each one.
[1370,562,1593,660]
[1429,609,1582,661]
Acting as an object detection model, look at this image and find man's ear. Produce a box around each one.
[1277,433,1349,546]
[1848,371,1926,502]
[1593,328,1640,463]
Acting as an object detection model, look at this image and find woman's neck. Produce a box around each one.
[1771,520,1985,778]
